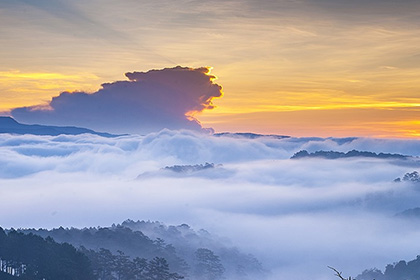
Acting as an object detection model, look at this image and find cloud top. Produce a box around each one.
[11,66,223,134]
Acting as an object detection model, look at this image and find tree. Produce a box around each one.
[0,229,93,280]
[96,248,117,280]
[115,250,135,280]
[328,266,353,280]
[132,257,148,279]
[194,248,225,280]
[144,257,184,280]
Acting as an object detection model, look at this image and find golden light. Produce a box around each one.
[0,70,100,112]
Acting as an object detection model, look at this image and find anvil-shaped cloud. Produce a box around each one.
[11,66,222,134]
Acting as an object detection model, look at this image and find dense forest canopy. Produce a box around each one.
[7,220,266,280]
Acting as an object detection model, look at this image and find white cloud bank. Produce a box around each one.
[1,131,420,279]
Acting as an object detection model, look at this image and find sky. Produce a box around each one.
[1,0,420,137]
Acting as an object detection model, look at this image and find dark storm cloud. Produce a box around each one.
[11,66,223,134]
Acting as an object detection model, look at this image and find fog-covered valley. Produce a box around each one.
[1,130,420,279]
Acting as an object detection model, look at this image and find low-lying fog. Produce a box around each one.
[1,130,420,279]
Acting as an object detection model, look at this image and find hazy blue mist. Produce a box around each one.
[1,131,420,279]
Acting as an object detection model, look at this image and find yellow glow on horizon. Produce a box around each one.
[0,70,100,111]
[199,101,420,115]
[0,71,89,80]
[376,120,420,138]
[261,102,420,112]
[198,101,420,139]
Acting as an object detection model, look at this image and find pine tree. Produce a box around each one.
[194,248,225,280]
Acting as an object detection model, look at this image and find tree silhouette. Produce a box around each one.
[328,266,353,280]
[144,257,184,280]
[194,248,225,280]
[0,228,93,279]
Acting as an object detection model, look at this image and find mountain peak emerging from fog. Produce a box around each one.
[291,149,411,160]
[163,163,217,173]
[0,116,118,137]
[394,171,420,183]
[214,132,290,139]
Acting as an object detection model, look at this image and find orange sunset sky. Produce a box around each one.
[1,0,419,138]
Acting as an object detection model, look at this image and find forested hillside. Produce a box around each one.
[357,255,420,280]
[0,228,92,279]
[0,226,193,280]
[17,220,266,280]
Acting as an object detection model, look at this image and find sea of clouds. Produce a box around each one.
[1,130,420,279]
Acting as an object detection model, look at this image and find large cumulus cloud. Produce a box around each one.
[11,66,222,134]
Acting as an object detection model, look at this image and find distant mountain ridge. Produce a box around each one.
[163,163,218,173]
[291,149,411,160]
[214,132,290,139]
[396,207,420,219]
[0,117,118,137]
[213,133,358,145]
[357,254,420,280]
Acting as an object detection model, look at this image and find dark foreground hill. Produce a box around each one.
[0,116,117,137]
[0,226,184,280]
[357,255,420,280]
[0,228,92,279]
[16,220,266,280]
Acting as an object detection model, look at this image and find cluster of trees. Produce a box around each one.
[0,227,92,279]
[81,248,183,280]
[163,163,216,173]
[119,220,266,279]
[20,221,266,279]
[357,255,420,280]
[193,248,225,280]
[0,228,201,280]
[291,150,408,160]
[22,226,189,276]
[78,247,225,280]
[394,171,420,183]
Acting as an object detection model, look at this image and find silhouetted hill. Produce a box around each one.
[137,163,232,179]
[214,132,290,139]
[396,207,420,219]
[357,255,420,280]
[0,117,118,137]
[291,149,410,160]
[18,220,267,280]
[119,220,266,279]
[0,228,92,279]
[0,227,185,280]
[394,171,420,183]
[163,163,217,173]
[213,134,358,146]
